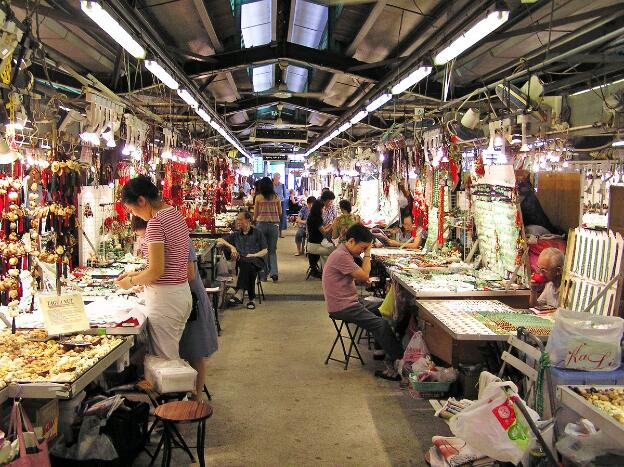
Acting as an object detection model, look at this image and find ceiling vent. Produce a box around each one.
[250,127,308,143]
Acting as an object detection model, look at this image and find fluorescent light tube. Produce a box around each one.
[339,122,352,133]
[330,129,340,139]
[366,93,392,112]
[391,66,433,94]
[177,89,199,109]
[80,1,146,59]
[434,10,509,65]
[572,77,624,96]
[350,110,368,124]
[209,119,221,131]
[613,139,624,147]
[196,108,211,123]
[144,60,179,90]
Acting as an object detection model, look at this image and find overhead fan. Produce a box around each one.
[241,61,329,99]
[255,103,311,128]
[495,76,550,123]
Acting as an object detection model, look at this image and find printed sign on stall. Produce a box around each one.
[39,293,90,335]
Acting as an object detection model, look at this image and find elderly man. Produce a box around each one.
[529,247,565,307]
[217,211,267,310]
[322,224,404,381]
[272,173,288,237]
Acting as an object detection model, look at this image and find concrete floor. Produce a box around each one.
[135,230,450,466]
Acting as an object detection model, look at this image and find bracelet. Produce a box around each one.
[364,255,371,258]
[129,276,135,286]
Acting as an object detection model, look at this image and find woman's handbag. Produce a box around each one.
[7,400,51,467]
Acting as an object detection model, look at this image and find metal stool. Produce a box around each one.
[153,400,213,467]
[324,317,365,370]
[242,276,265,303]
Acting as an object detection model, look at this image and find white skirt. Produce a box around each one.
[143,282,192,359]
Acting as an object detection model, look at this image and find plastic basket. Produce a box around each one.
[408,374,452,393]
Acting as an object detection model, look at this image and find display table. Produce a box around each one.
[4,336,133,400]
[0,385,8,405]
[557,385,624,442]
[413,300,550,366]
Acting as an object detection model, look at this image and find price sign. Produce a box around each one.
[39,293,90,335]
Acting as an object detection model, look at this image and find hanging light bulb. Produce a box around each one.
[562,159,569,168]
[0,137,19,164]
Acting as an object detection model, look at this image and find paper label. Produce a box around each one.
[39,293,90,335]
[565,339,617,370]
[492,398,516,430]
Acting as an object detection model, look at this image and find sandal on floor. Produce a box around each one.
[374,369,401,381]
[246,301,256,310]
[228,296,243,305]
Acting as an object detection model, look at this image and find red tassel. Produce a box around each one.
[450,159,459,185]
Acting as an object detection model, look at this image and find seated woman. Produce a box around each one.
[306,199,334,277]
[295,196,315,256]
[387,214,425,250]
[217,210,268,309]
[287,189,301,215]
[332,199,359,243]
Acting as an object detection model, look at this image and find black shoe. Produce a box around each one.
[271,275,278,282]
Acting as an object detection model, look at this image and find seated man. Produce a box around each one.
[529,247,564,307]
[386,214,425,250]
[322,224,404,381]
[217,211,267,310]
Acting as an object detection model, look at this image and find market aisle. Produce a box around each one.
[136,230,450,467]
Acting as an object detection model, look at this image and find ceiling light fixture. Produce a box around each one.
[391,66,432,95]
[350,110,368,125]
[434,9,510,65]
[339,122,352,133]
[144,60,179,90]
[177,88,199,109]
[0,137,19,164]
[196,108,211,123]
[366,93,392,112]
[80,1,146,59]
[572,77,624,96]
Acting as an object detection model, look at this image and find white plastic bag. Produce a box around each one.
[403,331,429,364]
[545,309,624,371]
[449,381,538,465]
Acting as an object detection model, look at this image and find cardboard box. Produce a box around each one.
[23,399,59,441]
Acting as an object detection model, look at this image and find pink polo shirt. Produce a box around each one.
[322,244,359,313]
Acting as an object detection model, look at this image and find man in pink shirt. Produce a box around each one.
[322,224,404,380]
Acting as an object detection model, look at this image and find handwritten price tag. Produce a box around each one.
[39,293,90,335]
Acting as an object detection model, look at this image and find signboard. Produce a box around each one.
[288,161,304,169]
[39,293,90,335]
[263,154,288,161]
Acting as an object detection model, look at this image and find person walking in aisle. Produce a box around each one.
[254,177,282,282]
[273,172,288,237]
[115,175,192,359]
[217,211,268,309]
[131,216,218,399]
[322,224,403,381]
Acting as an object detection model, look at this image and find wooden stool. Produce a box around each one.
[153,400,213,467]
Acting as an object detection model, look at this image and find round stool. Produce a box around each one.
[154,400,213,467]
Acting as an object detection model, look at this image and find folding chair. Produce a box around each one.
[497,328,557,465]
[324,317,365,370]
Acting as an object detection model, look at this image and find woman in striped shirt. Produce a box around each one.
[115,175,192,359]
[253,176,281,281]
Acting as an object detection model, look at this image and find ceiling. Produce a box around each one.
[6,0,624,155]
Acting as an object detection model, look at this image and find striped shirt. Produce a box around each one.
[142,206,190,284]
[255,195,281,223]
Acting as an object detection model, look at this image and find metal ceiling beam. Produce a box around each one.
[184,42,388,82]
[192,0,240,100]
[221,96,343,118]
[477,11,624,84]
[483,5,620,42]
[323,1,387,103]
[555,53,624,64]
[542,62,624,94]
